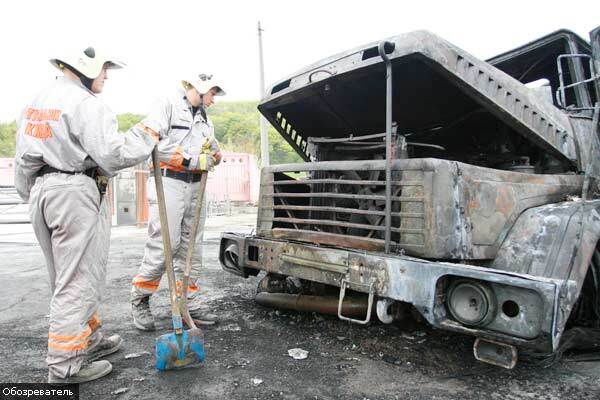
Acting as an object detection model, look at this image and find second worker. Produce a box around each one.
[130,74,225,330]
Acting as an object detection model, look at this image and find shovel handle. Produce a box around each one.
[151,149,182,333]
[180,171,208,329]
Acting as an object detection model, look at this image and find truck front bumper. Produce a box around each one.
[220,232,574,353]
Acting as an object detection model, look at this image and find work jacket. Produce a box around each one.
[134,88,218,172]
[14,77,158,201]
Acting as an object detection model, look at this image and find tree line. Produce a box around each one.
[0,101,303,165]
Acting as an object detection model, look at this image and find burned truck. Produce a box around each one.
[220,28,600,368]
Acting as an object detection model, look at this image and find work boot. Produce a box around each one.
[48,360,112,385]
[186,296,218,325]
[86,334,123,362]
[131,297,156,331]
[188,307,218,325]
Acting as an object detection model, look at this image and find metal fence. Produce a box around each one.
[0,151,260,226]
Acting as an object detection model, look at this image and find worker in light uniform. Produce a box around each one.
[130,74,225,331]
[14,47,160,385]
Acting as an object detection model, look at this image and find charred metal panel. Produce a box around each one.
[491,200,600,281]
[591,26,600,97]
[457,163,583,259]
[484,283,544,339]
[491,200,600,342]
[568,116,600,174]
[257,159,582,260]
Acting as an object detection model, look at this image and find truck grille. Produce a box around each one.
[257,161,427,252]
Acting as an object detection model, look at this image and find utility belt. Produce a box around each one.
[38,165,109,197]
[157,168,203,183]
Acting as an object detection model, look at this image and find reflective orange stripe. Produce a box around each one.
[48,326,92,351]
[48,326,92,343]
[136,123,160,142]
[48,340,89,351]
[134,281,160,291]
[176,280,199,295]
[133,277,161,291]
[89,314,101,332]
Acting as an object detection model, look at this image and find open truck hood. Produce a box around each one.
[258,30,589,165]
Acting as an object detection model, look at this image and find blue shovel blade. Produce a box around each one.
[155,328,205,371]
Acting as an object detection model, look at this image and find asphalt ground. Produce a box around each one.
[1,209,600,399]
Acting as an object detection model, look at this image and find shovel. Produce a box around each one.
[152,149,206,371]
[179,169,211,328]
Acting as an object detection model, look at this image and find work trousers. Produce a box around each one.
[131,176,206,304]
[29,173,110,379]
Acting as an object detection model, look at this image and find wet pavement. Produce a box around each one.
[1,209,600,399]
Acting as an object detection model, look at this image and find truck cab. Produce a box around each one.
[220,27,600,368]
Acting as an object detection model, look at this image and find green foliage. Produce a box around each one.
[0,121,16,157]
[117,113,144,132]
[209,101,260,115]
[268,127,303,164]
[208,101,302,165]
[211,111,260,154]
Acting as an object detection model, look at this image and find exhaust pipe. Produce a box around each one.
[255,292,369,319]
[378,40,395,254]
[376,298,396,324]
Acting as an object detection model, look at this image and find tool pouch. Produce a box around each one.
[95,175,109,197]
[87,169,108,202]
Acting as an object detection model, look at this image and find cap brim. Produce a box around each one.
[105,59,125,69]
[49,57,125,76]
[213,86,226,96]
[49,58,63,71]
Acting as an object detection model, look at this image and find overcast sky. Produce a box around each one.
[0,0,598,122]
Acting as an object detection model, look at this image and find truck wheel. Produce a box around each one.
[568,246,600,327]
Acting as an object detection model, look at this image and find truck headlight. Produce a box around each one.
[447,280,497,327]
